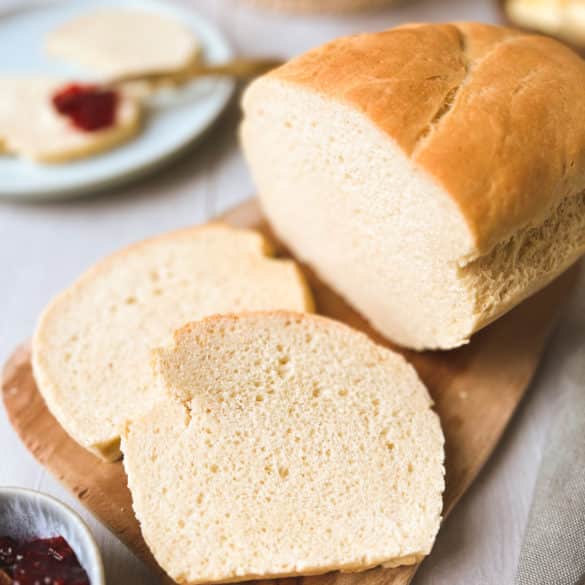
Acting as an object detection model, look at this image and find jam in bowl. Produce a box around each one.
[0,488,104,585]
[0,534,90,584]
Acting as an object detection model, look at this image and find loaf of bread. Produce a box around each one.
[32,225,313,461]
[241,22,585,349]
[122,312,444,584]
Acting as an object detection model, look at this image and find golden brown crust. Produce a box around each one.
[271,22,585,255]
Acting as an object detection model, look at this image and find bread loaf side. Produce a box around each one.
[241,22,585,349]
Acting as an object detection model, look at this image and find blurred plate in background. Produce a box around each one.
[0,0,234,200]
[499,0,585,53]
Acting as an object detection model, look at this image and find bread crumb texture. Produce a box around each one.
[122,312,444,584]
[32,225,313,460]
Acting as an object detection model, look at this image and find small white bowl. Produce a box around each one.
[0,487,105,585]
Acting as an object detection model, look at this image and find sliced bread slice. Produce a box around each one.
[122,312,444,584]
[32,226,313,461]
[0,77,141,163]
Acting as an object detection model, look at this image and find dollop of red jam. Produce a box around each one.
[52,83,118,132]
[0,535,90,585]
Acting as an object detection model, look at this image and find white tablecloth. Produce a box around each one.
[2,1,582,583]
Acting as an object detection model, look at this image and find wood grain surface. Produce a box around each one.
[1,198,577,585]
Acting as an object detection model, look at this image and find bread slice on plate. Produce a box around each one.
[244,0,398,14]
[0,77,140,163]
[506,0,585,45]
[122,312,444,585]
[32,225,313,461]
[45,8,201,81]
[241,22,585,350]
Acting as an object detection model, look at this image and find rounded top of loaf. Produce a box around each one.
[257,22,585,256]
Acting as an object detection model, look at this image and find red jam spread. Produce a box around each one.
[0,535,90,585]
[52,83,118,132]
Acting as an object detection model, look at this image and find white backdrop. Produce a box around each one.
[1,1,582,583]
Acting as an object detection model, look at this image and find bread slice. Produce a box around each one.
[241,22,585,349]
[244,0,397,14]
[122,312,444,584]
[32,226,313,461]
[45,8,200,81]
[0,77,140,163]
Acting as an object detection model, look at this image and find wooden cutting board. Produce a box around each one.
[1,198,578,585]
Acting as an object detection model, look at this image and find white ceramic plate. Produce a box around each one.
[0,0,234,200]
